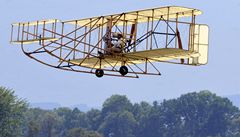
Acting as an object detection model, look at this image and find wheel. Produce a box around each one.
[119,66,128,76]
[95,69,104,78]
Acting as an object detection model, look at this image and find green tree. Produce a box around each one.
[86,109,102,130]
[54,107,72,136]
[55,107,72,118]
[64,108,90,130]
[18,90,240,137]
[185,91,237,137]
[0,87,27,137]
[136,101,165,137]
[27,121,40,137]
[25,108,48,137]
[67,128,102,137]
[40,111,62,137]
[131,101,152,122]
[99,111,137,137]
[135,91,240,137]
[99,95,136,137]
[159,91,239,137]
[102,95,132,117]
[227,112,240,137]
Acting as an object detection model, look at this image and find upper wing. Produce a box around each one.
[69,48,200,69]
[64,6,202,27]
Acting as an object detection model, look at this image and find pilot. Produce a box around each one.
[112,33,123,53]
[103,33,123,55]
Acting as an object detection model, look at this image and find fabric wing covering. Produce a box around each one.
[64,6,202,26]
[70,48,200,68]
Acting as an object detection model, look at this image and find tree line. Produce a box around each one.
[0,87,240,137]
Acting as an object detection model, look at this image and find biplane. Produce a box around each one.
[10,6,209,78]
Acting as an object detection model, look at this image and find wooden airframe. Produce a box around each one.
[10,6,209,78]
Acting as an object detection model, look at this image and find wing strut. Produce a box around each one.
[177,29,184,64]
[104,18,113,54]
[128,23,136,48]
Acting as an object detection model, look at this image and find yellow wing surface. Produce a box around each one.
[64,6,202,26]
[70,48,200,68]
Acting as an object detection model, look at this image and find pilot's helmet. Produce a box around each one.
[112,33,123,39]
[117,33,123,39]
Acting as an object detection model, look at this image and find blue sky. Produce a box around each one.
[0,0,239,107]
